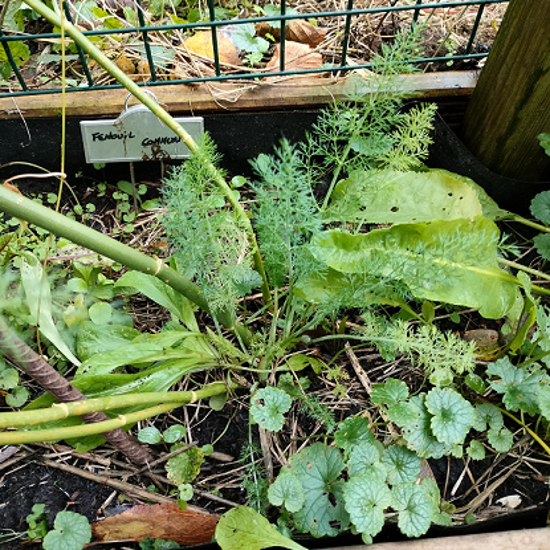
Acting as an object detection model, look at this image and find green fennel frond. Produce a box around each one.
[250,139,323,288]
[161,135,262,318]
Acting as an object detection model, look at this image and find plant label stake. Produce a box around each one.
[80,92,203,164]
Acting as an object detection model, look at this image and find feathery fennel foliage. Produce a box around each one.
[161,136,262,318]
[250,140,322,288]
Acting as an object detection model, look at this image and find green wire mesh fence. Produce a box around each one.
[0,0,509,99]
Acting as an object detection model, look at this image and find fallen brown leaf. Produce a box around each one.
[92,503,219,545]
[183,31,241,66]
[287,20,327,47]
[266,41,323,75]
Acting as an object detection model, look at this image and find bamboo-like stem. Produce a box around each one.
[0,383,230,429]
[0,402,178,445]
[0,185,238,328]
[20,0,271,307]
[0,316,152,464]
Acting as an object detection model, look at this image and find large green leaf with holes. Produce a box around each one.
[325,169,483,224]
[310,217,519,319]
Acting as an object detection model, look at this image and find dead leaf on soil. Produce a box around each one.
[183,31,241,66]
[265,41,323,76]
[92,503,219,545]
[256,20,327,48]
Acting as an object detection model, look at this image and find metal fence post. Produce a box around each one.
[461,0,550,181]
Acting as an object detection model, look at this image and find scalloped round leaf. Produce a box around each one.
[347,443,385,478]
[43,511,91,550]
[487,427,514,453]
[539,133,550,157]
[166,445,205,484]
[531,191,550,225]
[466,440,486,460]
[215,506,306,550]
[473,403,503,432]
[89,301,113,325]
[344,475,392,537]
[268,473,305,513]
[382,445,421,485]
[250,387,292,432]
[391,484,433,538]
[334,416,375,454]
[533,233,550,261]
[425,388,475,445]
[371,378,409,406]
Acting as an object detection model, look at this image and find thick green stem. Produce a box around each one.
[0,402,178,445]
[0,185,239,328]
[0,383,229,429]
[20,0,271,307]
[507,214,550,234]
[498,256,550,296]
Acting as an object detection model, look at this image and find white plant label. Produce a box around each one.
[80,104,203,164]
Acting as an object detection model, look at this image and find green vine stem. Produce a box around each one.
[0,382,230,429]
[0,402,178,445]
[0,185,238,327]
[0,315,153,464]
[507,214,550,235]
[499,407,550,456]
[498,257,550,296]
[20,0,271,307]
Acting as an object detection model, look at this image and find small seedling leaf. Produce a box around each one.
[138,427,162,444]
[250,387,292,432]
[473,403,503,432]
[466,440,486,460]
[215,506,306,550]
[487,427,514,453]
[347,442,384,478]
[425,388,475,445]
[43,511,91,550]
[163,425,186,443]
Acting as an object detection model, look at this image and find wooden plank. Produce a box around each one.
[0,71,478,120]
[462,0,550,181]
[319,527,550,550]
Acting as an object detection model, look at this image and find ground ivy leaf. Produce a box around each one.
[473,403,503,432]
[42,511,91,550]
[250,387,292,432]
[382,445,421,485]
[138,426,162,444]
[215,506,307,550]
[163,424,186,443]
[344,475,392,537]
[530,190,550,225]
[391,484,433,538]
[287,443,349,537]
[371,378,409,405]
[425,388,475,445]
[347,442,386,479]
[467,440,486,460]
[533,234,550,261]
[487,427,514,453]
[487,357,548,415]
[268,473,305,513]
[334,416,374,454]
[395,395,451,459]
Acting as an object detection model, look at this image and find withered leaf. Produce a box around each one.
[92,503,218,545]
[287,20,327,47]
[266,41,323,75]
[183,31,241,66]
